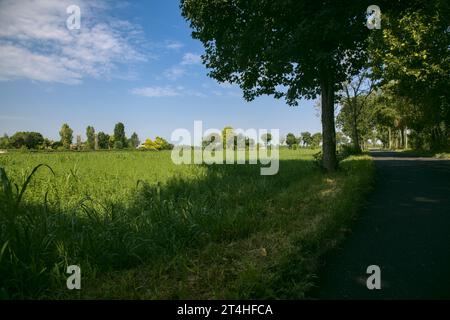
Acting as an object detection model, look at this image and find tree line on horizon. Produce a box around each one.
[0,122,173,151]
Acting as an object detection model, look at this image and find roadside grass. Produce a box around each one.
[396,149,450,159]
[0,150,373,299]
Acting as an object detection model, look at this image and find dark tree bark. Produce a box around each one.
[321,77,338,172]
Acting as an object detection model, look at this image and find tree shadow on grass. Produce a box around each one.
[1,156,372,299]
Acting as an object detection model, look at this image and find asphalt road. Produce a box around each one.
[310,151,450,299]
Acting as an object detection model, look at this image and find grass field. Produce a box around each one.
[0,149,373,299]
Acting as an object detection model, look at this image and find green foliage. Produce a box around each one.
[261,133,272,146]
[9,132,44,150]
[0,134,11,149]
[181,0,383,171]
[139,137,172,151]
[221,126,235,149]
[285,133,297,149]
[300,132,312,148]
[311,133,323,149]
[97,132,110,150]
[86,126,96,150]
[59,124,73,150]
[129,132,140,149]
[202,133,221,148]
[113,123,127,149]
[369,1,450,150]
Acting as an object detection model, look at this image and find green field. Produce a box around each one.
[0,149,373,299]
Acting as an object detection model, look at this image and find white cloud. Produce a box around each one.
[0,0,146,84]
[164,66,187,81]
[131,86,206,98]
[165,40,183,50]
[131,86,180,97]
[181,53,202,65]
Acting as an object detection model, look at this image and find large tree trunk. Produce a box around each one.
[320,77,338,172]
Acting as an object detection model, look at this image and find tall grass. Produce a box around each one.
[0,150,373,299]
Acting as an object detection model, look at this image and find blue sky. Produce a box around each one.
[0,0,321,143]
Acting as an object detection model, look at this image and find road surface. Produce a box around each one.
[311,151,450,299]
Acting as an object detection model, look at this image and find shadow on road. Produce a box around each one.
[310,150,450,299]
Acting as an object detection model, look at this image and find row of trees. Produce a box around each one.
[181,0,450,171]
[0,123,172,151]
[200,126,339,150]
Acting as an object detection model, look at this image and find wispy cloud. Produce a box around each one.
[131,86,206,98]
[165,40,183,50]
[131,86,180,97]
[0,0,147,84]
[164,66,187,81]
[181,53,202,65]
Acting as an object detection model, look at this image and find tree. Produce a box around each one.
[285,133,297,149]
[301,132,312,148]
[337,91,379,152]
[108,135,115,149]
[369,1,450,150]
[0,134,10,149]
[113,122,127,149]
[338,70,375,152]
[311,133,323,149]
[97,132,110,149]
[59,123,73,149]
[222,126,235,149]
[261,133,272,147]
[154,137,172,150]
[202,133,221,148]
[10,132,44,149]
[86,126,96,150]
[76,135,82,151]
[129,132,140,149]
[245,137,255,149]
[181,0,386,171]
[336,132,350,146]
[140,138,158,150]
[42,138,53,150]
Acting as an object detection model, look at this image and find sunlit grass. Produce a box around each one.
[0,149,373,299]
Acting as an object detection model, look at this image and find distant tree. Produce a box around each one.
[108,135,115,149]
[76,135,82,151]
[140,138,158,150]
[10,132,44,149]
[114,140,124,150]
[285,133,297,149]
[51,141,62,150]
[311,133,323,148]
[202,133,221,148]
[97,132,110,149]
[59,123,73,149]
[301,132,312,148]
[86,126,96,150]
[338,70,375,153]
[0,134,10,149]
[154,137,172,150]
[222,126,235,149]
[245,137,255,149]
[129,132,140,149]
[113,122,127,149]
[261,133,272,147]
[42,138,53,150]
[336,132,350,146]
